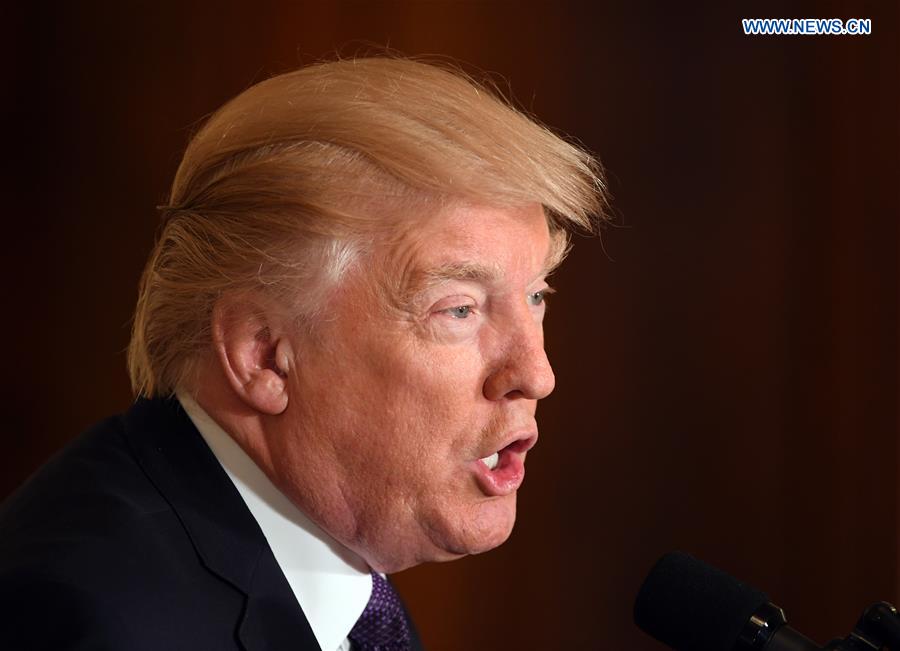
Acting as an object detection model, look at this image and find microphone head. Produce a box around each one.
[634,551,769,651]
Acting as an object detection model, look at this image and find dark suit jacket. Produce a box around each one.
[0,397,424,651]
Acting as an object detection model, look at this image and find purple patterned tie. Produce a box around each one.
[348,572,413,651]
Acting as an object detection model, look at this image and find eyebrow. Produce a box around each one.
[412,261,502,293]
[402,242,566,301]
[388,228,570,314]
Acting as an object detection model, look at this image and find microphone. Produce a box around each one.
[633,551,822,651]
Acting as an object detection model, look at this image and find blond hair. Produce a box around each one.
[128,56,608,397]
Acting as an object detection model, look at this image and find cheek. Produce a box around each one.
[350,365,484,502]
[295,330,489,479]
[373,335,488,418]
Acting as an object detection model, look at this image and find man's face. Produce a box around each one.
[270,202,557,572]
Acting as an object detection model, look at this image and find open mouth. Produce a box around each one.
[473,436,537,497]
[479,436,535,470]
[479,451,500,470]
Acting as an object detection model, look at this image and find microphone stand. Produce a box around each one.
[823,603,900,651]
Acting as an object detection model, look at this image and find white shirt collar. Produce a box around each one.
[177,393,372,651]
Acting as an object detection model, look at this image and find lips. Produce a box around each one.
[473,433,538,497]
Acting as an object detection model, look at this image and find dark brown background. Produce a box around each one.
[5,1,898,649]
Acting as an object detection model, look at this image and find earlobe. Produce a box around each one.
[244,368,289,415]
[211,297,290,416]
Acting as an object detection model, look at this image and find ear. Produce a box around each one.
[210,295,294,415]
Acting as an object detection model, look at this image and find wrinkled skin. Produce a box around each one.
[203,202,558,573]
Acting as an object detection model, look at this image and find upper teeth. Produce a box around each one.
[480,452,499,470]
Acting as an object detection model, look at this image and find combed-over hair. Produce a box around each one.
[128,56,608,397]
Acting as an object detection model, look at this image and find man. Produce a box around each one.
[0,57,605,650]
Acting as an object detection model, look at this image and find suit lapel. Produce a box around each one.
[238,549,323,650]
[122,397,320,651]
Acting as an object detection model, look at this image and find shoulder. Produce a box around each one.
[0,404,247,649]
[0,411,170,547]
[0,565,128,650]
[0,560,246,650]
[0,409,175,607]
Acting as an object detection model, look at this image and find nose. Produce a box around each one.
[482,318,556,402]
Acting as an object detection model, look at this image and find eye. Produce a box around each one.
[443,305,473,319]
[528,287,555,306]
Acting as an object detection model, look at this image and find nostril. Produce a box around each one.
[482,359,555,401]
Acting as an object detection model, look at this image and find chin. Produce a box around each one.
[362,495,519,573]
[434,494,519,558]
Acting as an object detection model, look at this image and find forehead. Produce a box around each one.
[389,203,560,294]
